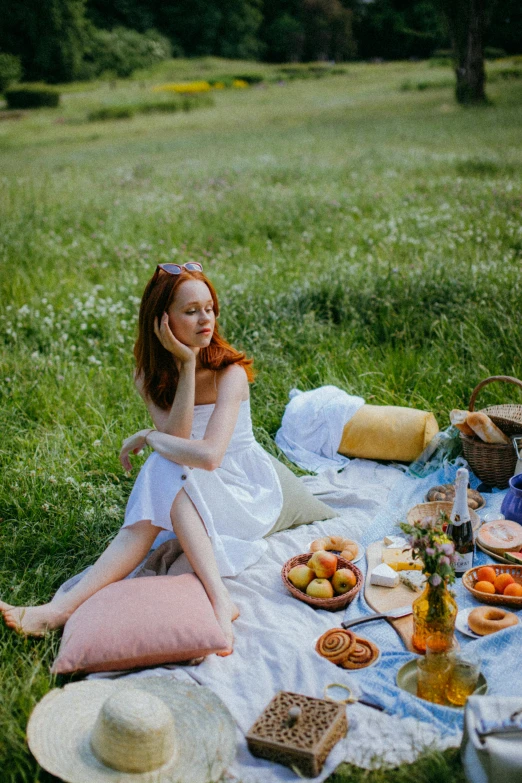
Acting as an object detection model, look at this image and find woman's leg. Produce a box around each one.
[170,489,238,653]
[0,520,159,636]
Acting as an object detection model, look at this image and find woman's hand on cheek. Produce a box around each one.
[154,313,197,365]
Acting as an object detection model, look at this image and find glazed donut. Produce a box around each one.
[341,637,379,670]
[467,606,519,636]
[315,628,356,664]
[310,536,358,562]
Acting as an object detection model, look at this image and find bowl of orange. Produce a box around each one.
[463,564,522,608]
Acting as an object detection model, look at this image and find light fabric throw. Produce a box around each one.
[275,386,365,473]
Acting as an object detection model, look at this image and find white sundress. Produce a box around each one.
[122,399,284,578]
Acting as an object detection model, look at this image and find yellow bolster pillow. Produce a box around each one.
[338,405,439,463]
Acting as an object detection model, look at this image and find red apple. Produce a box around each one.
[308,550,337,579]
[331,568,357,595]
[306,578,334,599]
[288,565,315,592]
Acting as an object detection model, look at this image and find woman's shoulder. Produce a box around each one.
[134,370,146,397]
[217,364,250,400]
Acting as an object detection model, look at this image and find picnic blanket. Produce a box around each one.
[85,456,517,782]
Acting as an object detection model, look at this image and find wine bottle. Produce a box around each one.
[446,467,474,577]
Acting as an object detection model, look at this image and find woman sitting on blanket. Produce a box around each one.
[0,263,285,654]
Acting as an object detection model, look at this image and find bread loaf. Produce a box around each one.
[466,412,510,444]
[450,409,474,437]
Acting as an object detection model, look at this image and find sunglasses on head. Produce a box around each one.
[157,262,203,275]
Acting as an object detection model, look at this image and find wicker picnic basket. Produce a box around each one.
[462,564,522,608]
[407,501,481,532]
[281,554,362,611]
[460,376,522,488]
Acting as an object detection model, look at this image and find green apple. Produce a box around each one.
[306,578,334,599]
[331,568,356,595]
[307,550,337,579]
[288,565,315,592]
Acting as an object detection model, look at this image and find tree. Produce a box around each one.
[82,26,171,78]
[486,0,522,54]
[264,14,305,62]
[436,0,496,103]
[86,0,156,32]
[345,0,447,61]
[0,53,22,92]
[0,0,88,83]
[302,0,355,61]
[153,0,264,59]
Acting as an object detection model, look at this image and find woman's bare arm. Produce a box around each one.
[123,364,248,472]
[134,312,196,438]
[135,364,194,439]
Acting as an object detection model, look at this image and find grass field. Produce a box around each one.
[1,56,521,782]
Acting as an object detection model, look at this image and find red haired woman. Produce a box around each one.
[0,264,283,652]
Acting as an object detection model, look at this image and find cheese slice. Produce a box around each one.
[382,547,423,572]
[370,562,400,587]
[400,570,426,592]
[384,535,409,549]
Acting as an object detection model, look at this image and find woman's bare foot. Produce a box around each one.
[0,601,67,637]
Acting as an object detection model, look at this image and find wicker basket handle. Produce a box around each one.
[469,375,522,411]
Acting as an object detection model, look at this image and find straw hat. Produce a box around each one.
[27,677,237,783]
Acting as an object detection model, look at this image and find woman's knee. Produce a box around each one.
[117,519,159,546]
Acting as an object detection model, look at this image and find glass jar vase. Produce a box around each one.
[411,581,457,654]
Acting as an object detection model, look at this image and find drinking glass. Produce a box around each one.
[425,632,458,659]
[446,649,481,707]
[416,656,451,705]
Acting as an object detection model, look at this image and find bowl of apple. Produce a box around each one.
[282,551,363,611]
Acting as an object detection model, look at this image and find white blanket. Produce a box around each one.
[92,459,463,782]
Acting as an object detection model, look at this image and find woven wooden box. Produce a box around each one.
[246,691,348,777]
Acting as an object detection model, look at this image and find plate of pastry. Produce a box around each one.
[455,608,481,639]
[314,629,381,670]
[457,605,519,638]
[308,536,364,564]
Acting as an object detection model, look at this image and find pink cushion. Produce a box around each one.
[51,574,229,674]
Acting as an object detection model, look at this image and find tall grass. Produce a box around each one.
[1,57,521,782]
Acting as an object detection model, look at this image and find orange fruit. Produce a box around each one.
[474,580,496,594]
[494,573,515,594]
[476,566,496,584]
[504,582,522,597]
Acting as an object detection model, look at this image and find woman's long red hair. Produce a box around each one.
[134,268,254,409]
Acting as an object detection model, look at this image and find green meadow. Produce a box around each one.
[1,57,521,781]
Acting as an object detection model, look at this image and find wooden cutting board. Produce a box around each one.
[365,541,420,652]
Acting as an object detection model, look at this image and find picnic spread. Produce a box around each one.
[28,376,522,783]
